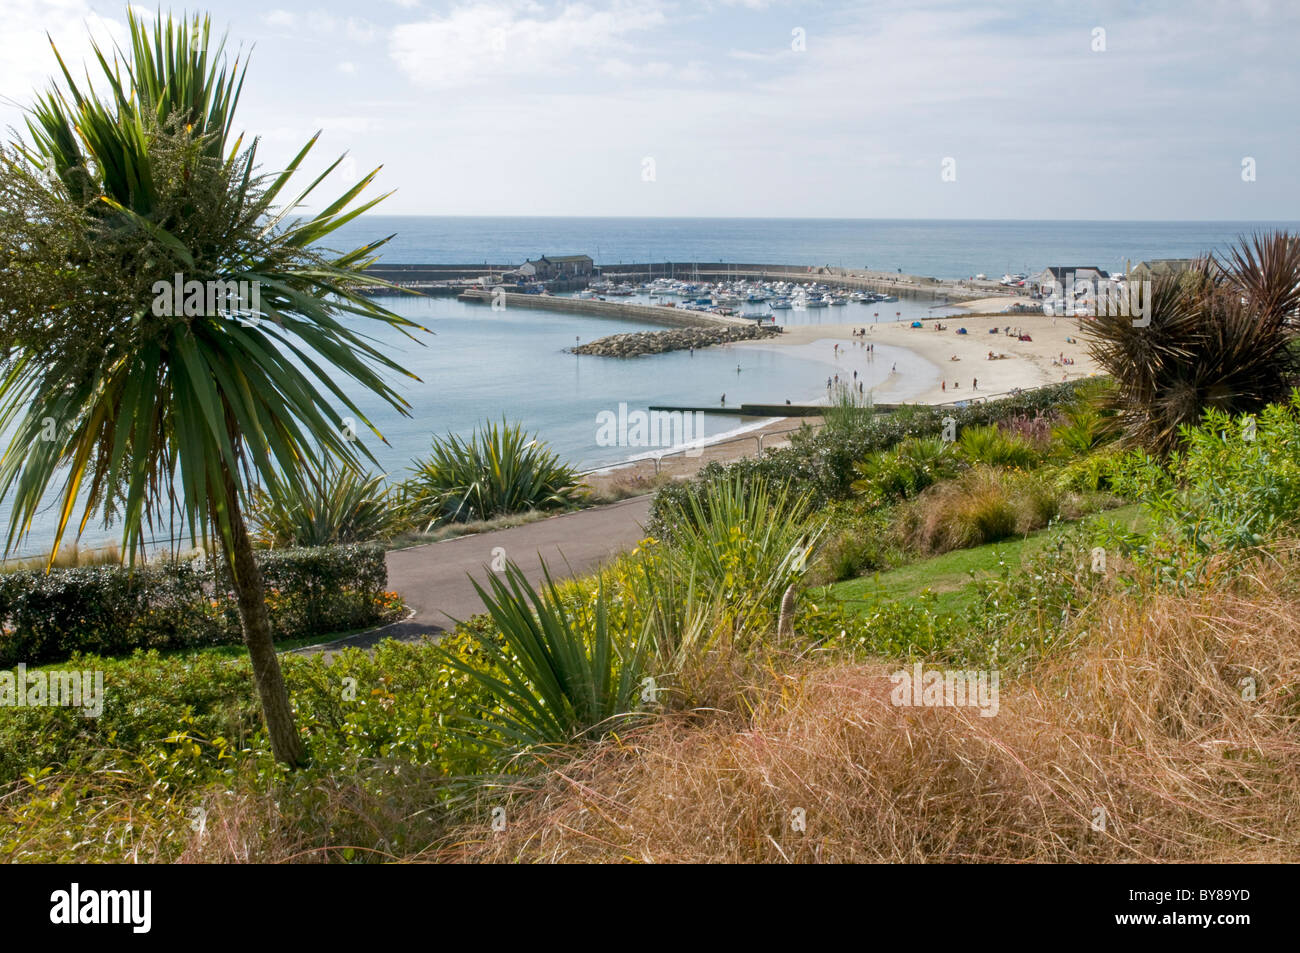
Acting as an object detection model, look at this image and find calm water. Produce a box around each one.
[6,217,1296,556]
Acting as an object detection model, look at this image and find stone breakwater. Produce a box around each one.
[571,324,781,357]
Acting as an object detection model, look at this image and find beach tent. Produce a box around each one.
[910,320,922,328]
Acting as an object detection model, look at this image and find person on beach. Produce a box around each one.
[942,380,946,392]
[891,363,896,373]
[973,377,978,389]
[720,394,726,405]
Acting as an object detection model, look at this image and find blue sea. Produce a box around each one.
[6,217,1296,557]
[328,217,1298,280]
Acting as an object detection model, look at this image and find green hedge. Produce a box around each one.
[0,544,390,666]
[648,380,1093,536]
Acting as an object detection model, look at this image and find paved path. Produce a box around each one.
[298,495,654,653]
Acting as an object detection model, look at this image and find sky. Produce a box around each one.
[1,0,1297,219]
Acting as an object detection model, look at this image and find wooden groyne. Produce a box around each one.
[649,403,823,417]
[457,289,750,329]
[648,402,908,418]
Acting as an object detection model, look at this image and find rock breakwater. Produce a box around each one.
[571,324,780,357]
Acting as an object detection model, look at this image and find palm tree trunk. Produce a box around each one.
[217,470,307,767]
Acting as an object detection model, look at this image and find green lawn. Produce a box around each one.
[819,503,1145,617]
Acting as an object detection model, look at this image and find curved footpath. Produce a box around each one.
[296,495,653,655]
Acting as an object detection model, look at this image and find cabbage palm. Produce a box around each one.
[1086,233,1300,455]
[0,12,423,764]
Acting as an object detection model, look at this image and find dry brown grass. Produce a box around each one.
[0,541,124,572]
[896,466,1104,556]
[176,763,458,864]
[436,559,1300,863]
[581,468,678,504]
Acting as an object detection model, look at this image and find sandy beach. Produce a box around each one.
[732,296,1099,405]
[582,297,1097,493]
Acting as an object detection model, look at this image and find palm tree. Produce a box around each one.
[0,12,423,765]
[1086,232,1300,454]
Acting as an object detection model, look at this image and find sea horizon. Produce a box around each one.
[330,217,1300,283]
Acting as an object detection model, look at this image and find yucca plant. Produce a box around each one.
[251,462,403,547]
[660,474,824,647]
[1087,233,1300,455]
[0,12,423,764]
[405,418,582,527]
[440,560,650,754]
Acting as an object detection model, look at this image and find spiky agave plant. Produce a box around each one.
[0,12,423,764]
[405,418,582,528]
[1086,232,1300,455]
[251,461,404,547]
[439,560,651,754]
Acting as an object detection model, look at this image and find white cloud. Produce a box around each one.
[314,116,378,134]
[262,10,296,28]
[261,9,377,43]
[390,1,669,88]
[0,0,126,127]
[599,58,710,82]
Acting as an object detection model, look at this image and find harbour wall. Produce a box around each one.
[457,289,748,329]
[592,262,1012,302]
[362,262,1022,302]
[365,264,515,282]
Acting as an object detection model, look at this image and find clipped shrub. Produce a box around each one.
[0,564,220,665]
[225,544,391,641]
[0,544,393,666]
